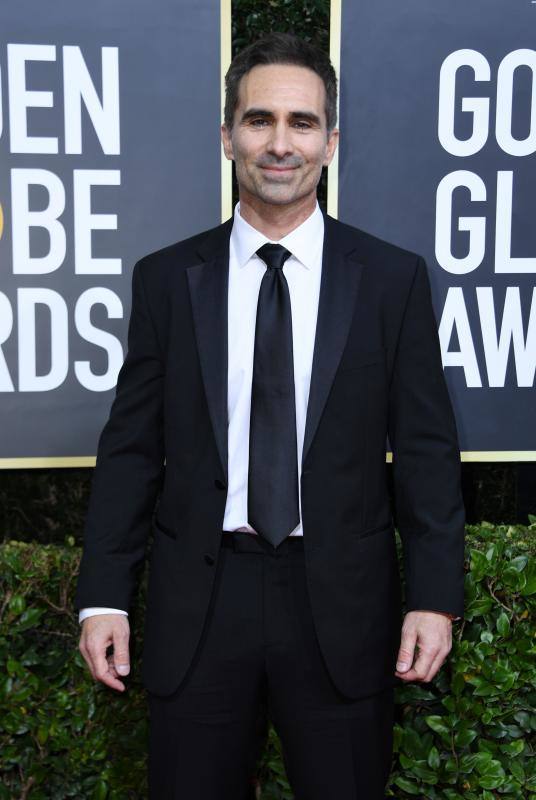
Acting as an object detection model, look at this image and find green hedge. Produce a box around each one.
[1,522,535,799]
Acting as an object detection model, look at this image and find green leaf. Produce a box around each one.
[427,746,440,769]
[513,711,531,730]
[37,726,49,745]
[510,555,528,572]
[521,563,536,595]
[466,596,494,617]
[402,726,430,759]
[425,715,451,739]
[6,658,20,676]
[510,759,525,783]
[502,567,526,590]
[394,776,422,795]
[500,739,525,756]
[496,612,511,637]
[479,774,505,790]
[92,779,108,800]
[17,607,44,630]
[499,723,524,738]
[470,549,490,578]
[8,595,26,616]
[454,728,478,747]
[411,764,438,783]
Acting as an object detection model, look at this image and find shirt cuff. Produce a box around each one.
[79,607,129,624]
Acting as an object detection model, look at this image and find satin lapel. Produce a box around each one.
[186,220,233,482]
[301,215,365,469]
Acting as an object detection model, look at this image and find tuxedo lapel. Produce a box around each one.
[301,214,365,468]
[186,213,364,483]
[186,220,233,482]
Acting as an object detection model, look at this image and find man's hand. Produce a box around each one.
[79,614,131,692]
[395,610,452,683]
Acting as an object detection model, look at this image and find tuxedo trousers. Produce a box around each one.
[147,530,394,799]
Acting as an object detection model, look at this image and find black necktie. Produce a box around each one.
[248,243,300,548]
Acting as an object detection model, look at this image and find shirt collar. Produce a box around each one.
[230,200,324,271]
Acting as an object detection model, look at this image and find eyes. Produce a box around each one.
[248,118,313,131]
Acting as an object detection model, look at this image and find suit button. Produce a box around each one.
[204,553,215,565]
[214,478,227,490]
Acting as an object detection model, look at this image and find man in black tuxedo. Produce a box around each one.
[76,32,465,799]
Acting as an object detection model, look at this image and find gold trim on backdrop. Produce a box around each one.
[388,452,536,463]
[460,451,536,463]
[327,0,342,218]
[220,0,233,221]
[1,452,535,470]
[0,457,96,469]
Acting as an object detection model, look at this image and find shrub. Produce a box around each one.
[0,522,534,798]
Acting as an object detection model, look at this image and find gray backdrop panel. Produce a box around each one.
[338,0,535,454]
[0,0,222,458]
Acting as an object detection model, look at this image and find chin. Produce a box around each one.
[259,194,296,206]
[257,185,307,206]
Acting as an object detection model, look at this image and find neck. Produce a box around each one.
[238,193,318,240]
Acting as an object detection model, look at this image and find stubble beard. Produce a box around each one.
[239,163,319,209]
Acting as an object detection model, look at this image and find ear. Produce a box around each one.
[323,128,339,167]
[221,124,234,161]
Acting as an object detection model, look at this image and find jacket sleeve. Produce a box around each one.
[387,256,465,618]
[74,258,165,612]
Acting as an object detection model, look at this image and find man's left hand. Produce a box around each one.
[395,610,453,683]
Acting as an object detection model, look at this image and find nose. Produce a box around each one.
[267,121,293,159]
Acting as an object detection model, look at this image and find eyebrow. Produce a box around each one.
[240,108,322,126]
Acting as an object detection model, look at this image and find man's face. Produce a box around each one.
[221,63,339,208]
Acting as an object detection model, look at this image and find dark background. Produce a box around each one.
[1,0,533,545]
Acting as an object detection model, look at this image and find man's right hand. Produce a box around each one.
[79,614,131,692]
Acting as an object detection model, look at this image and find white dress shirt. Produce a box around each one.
[79,201,324,623]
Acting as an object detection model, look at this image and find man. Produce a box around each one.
[76,32,465,799]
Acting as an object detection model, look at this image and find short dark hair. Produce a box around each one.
[224,32,338,133]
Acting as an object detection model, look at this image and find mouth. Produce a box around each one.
[259,165,298,177]
[261,165,296,170]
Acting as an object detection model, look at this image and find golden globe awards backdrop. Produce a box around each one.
[0,0,231,466]
[331,0,536,459]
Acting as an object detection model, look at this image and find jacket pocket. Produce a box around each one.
[353,520,393,540]
[337,346,386,373]
[153,516,177,540]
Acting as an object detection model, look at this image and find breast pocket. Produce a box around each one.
[337,345,387,373]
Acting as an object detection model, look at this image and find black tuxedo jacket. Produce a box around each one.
[75,211,465,699]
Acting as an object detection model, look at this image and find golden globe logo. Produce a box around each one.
[0,44,123,393]
[435,48,536,390]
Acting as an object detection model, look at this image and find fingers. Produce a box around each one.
[112,626,131,677]
[397,646,451,682]
[95,640,127,692]
[395,611,452,683]
[422,648,448,683]
[107,652,119,678]
[397,643,436,682]
[395,626,417,675]
[78,614,130,692]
